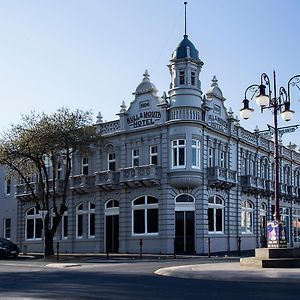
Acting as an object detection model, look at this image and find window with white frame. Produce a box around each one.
[219,150,226,168]
[241,155,246,175]
[179,70,185,85]
[57,162,62,180]
[261,158,269,179]
[108,153,116,171]
[150,145,158,165]
[208,147,214,167]
[192,139,201,168]
[76,203,84,238]
[293,208,300,243]
[26,208,42,240]
[62,209,68,239]
[294,169,300,188]
[172,139,186,168]
[132,149,139,167]
[5,178,11,195]
[191,71,196,85]
[3,218,11,239]
[208,196,224,233]
[241,200,254,234]
[249,158,256,176]
[132,196,158,235]
[88,202,96,238]
[82,157,89,175]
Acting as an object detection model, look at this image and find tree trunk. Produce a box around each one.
[44,231,54,256]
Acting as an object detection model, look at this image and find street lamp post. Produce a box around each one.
[240,71,300,248]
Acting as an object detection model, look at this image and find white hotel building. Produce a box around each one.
[1,32,300,255]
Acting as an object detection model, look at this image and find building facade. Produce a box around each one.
[3,33,300,255]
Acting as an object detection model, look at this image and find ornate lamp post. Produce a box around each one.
[240,71,300,248]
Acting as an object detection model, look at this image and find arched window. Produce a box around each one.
[175,194,194,203]
[76,203,84,238]
[132,196,158,235]
[105,200,119,216]
[88,202,96,238]
[294,169,300,189]
[26,207,42,240]
[208,196,224,233]
[241,201,254,233]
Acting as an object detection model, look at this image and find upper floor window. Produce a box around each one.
[208,147,214,167]
[108,153,116,171]
[192,139,201,168]
[132,149,139,167]
[241,156,246,175]
[219,150,226,168]
[132,196,158,235]
[191,71,196,85]
[284,166,291,186]
[241,200,254,234]
[172,139,186,168]
[82,157,89,175]
[5,178,11,195]
[208,196,224,233]
[179,71,185,85]
[26,207,42,240]
[150,145,158,165]
[261,159,269,179]
[57,162,62,180]
[294,170,300,188]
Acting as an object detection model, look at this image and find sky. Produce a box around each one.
[0,0,300,146]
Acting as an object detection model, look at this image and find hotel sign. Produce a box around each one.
[127,111,161,128]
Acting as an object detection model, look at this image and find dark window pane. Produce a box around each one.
[114,200,119,207]
[134,210,145,234]
[134,197,145,205]
[216,209,223,232]
[179,148,185,165]
[77,204,83,211]
[83,166,89,175]
[151,156,158,165]
[36,219,43,239]
[173,148,177,166]
[27,208,35,215]
[208,208,214,232]
[107,200,113,208]
[176,194,193,202]
[90,213,95,236]
[77,215,83,237]
[147,196,158,204]
[147,209,158,233]
[109,161,116,171]
[90,203,96,209]
[27,219,34,239]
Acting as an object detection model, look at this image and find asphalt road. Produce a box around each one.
[0,257,300,300]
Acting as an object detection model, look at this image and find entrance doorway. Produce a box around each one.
[174,194,195,254]
[175,211,195,254]
[105,200,119,253]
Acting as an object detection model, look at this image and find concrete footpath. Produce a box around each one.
[155,262,300,283]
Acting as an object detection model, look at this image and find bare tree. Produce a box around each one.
[0,108,96,255]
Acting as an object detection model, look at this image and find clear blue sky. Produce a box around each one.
[0,0,300,146]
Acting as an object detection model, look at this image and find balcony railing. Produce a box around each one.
[207,167,237,188]
[69,175,95,193]
[95,171,120,191]
[15,182,42,198]
[120,165,161,188]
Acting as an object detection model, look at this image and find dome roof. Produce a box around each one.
[134,70,157,95]
[172,35,199,60]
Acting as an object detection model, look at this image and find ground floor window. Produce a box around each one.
[3,218,11,239]
[76,203,84,238]
[208,196,224,233]
[241,200,254,234]
[88,202,96,238]
[62,210,68,239]
[26,207,42,240]
[293,208,300,243]
[132,196,158,235]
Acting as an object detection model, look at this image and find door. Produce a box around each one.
[175,211,195,254]
[105,215,119,253]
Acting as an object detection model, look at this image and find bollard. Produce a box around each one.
[56,242,59,261]
[173,238,176,259]
[208,237,211,258]
[238,237,241,256]
[139,239,143,259]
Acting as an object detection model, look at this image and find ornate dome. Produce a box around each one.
[134,70,158,95]
[172,35,199,60]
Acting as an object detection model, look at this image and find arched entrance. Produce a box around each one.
[105,200,119,253]
[175,194,195,254]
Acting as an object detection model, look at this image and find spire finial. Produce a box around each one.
[184,2,187,37]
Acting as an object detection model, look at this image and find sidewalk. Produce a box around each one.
[155,261,300,283]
